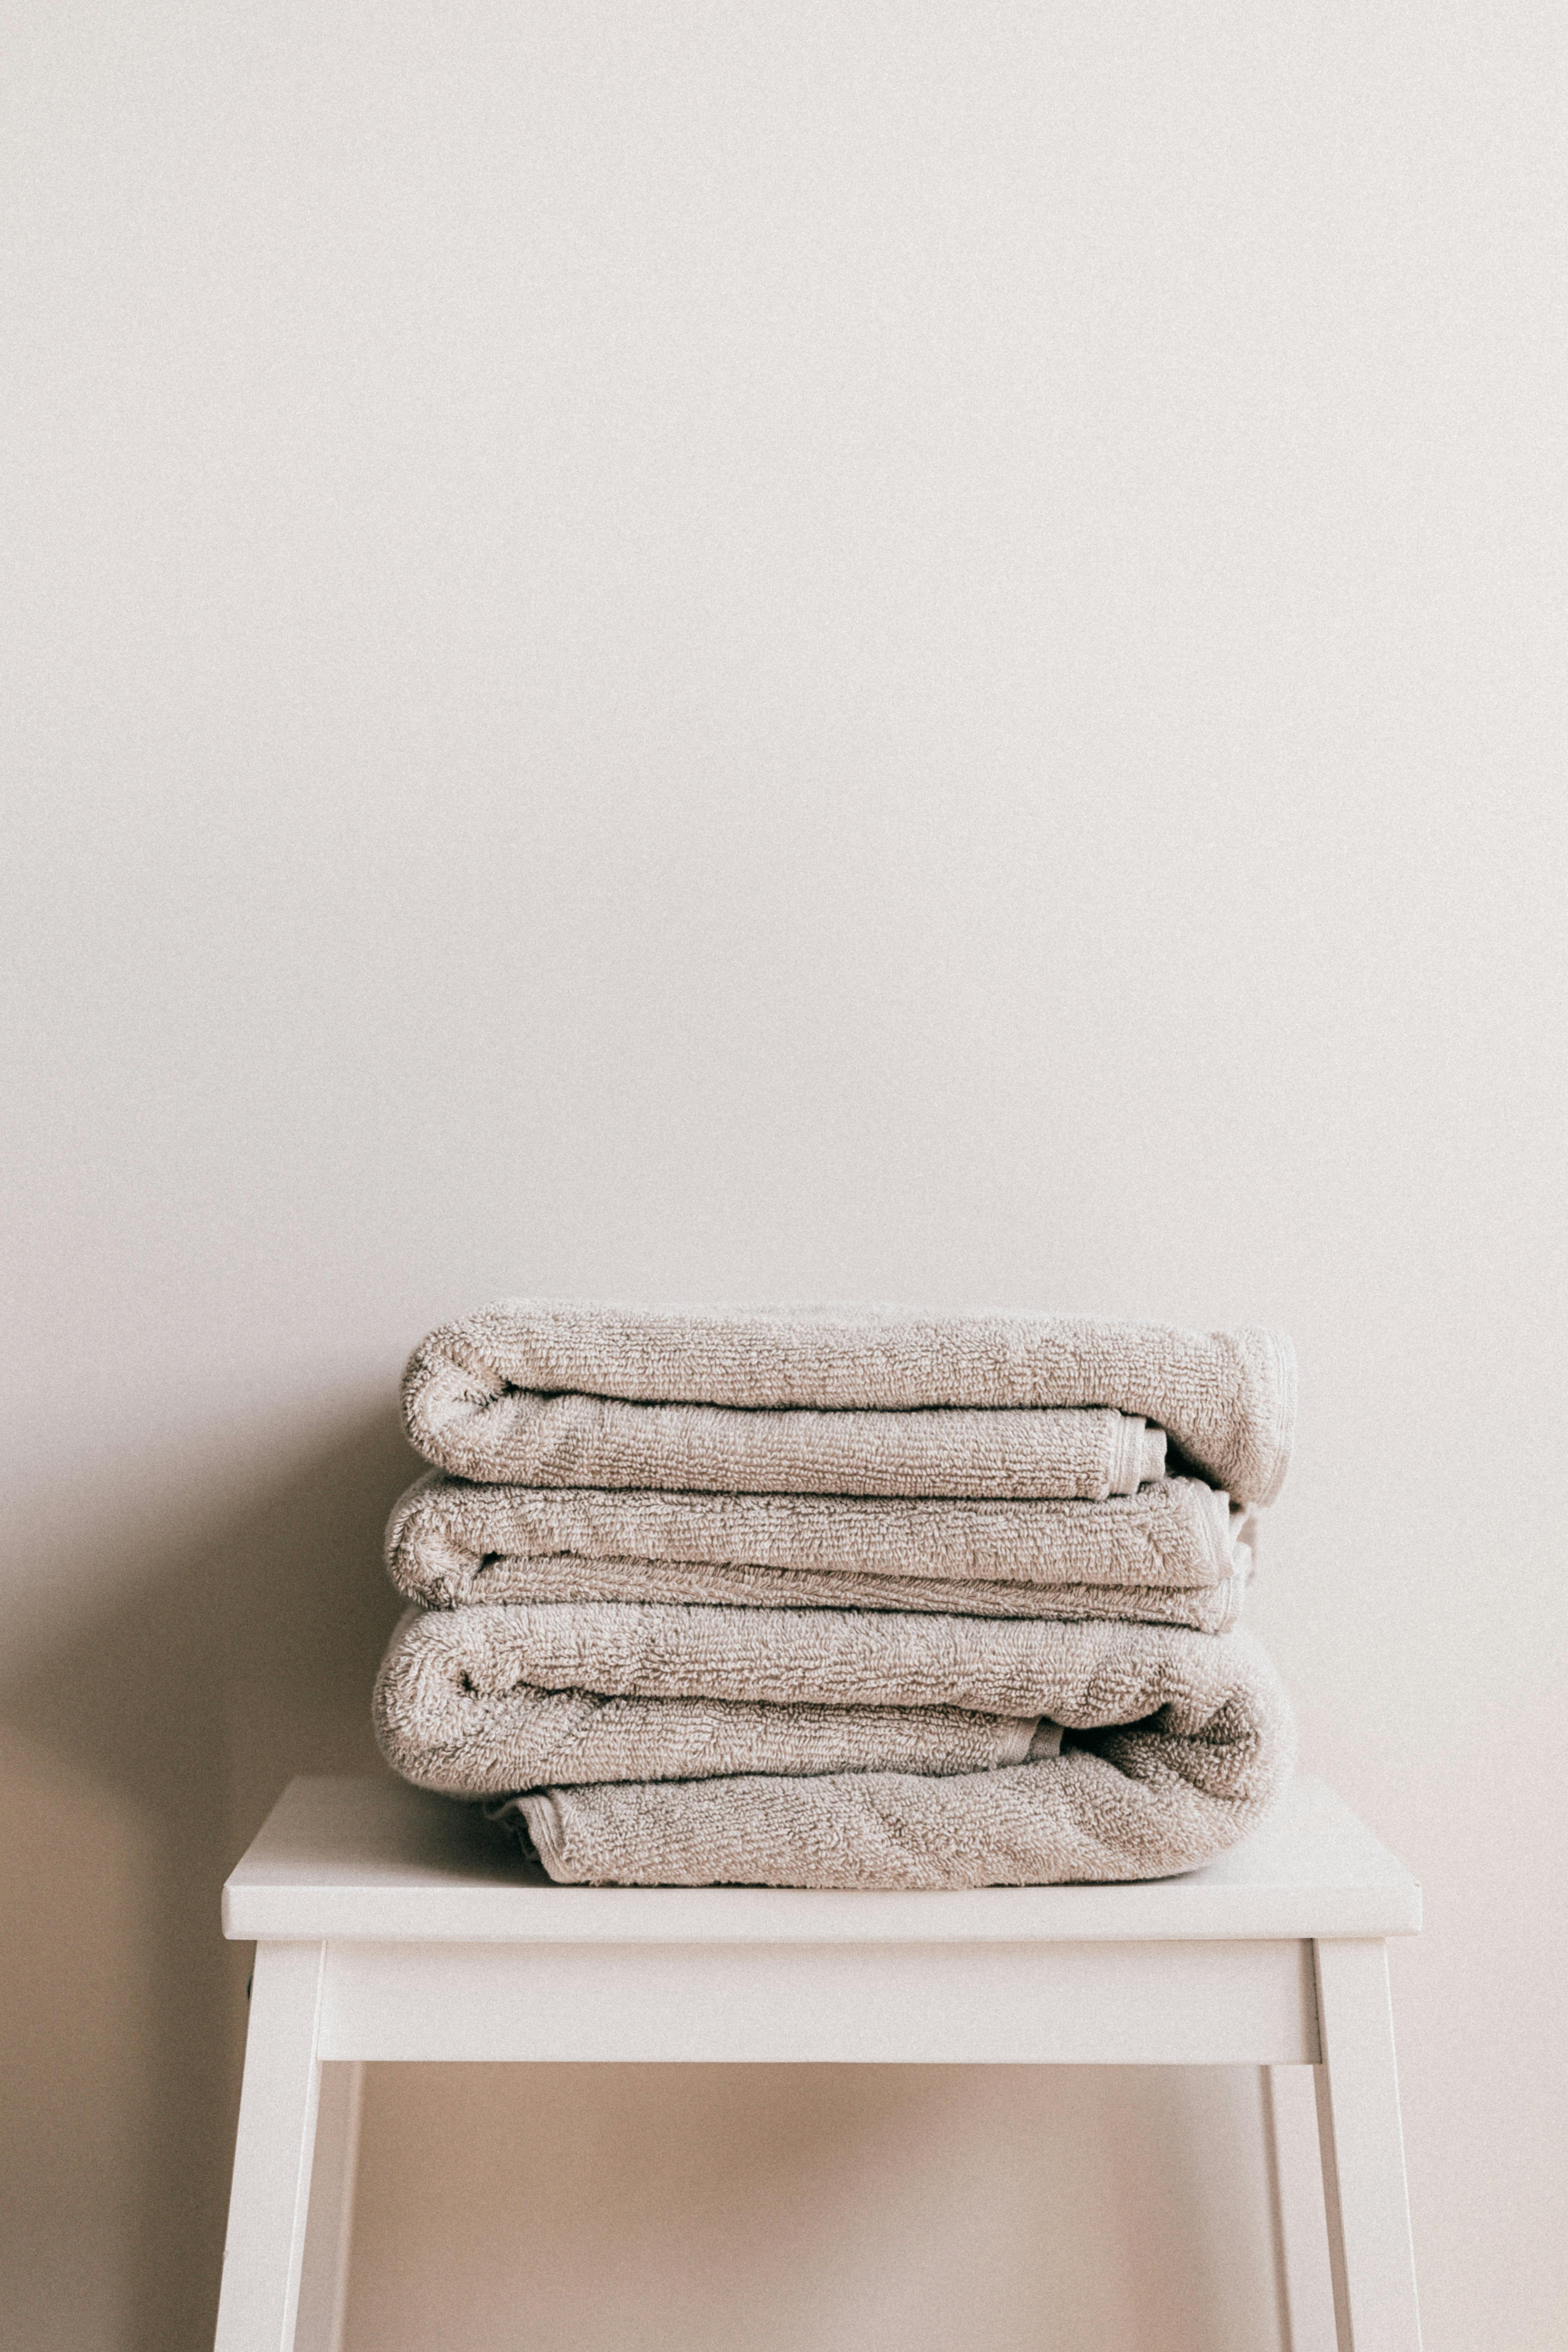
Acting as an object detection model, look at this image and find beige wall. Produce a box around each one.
[3,6,1564,2347]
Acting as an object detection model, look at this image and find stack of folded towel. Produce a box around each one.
[373,1300,1298,1890]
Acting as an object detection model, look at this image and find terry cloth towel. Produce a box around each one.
[373,1602,1281,1802]
[486,1627,1294,1890]
[385,1472,1252,1634]
[401,1301,1295,1505]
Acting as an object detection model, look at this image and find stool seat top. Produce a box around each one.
[223,1774,1420,1944]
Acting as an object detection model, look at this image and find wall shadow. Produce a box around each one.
[2,1405,417,2352]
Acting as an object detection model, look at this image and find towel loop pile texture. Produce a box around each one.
[401,1301,1295,1504]
[375,1299,1298,1889]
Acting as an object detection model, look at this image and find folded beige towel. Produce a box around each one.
[388,1471,1246,1600]
[488,1628,1294,1889]
[402,1301,1294,1505]
[385,1472,1250,1633]
[373,1601,1277,1800]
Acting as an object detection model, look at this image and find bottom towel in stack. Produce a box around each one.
[373,1471,1293,1890]
[375,1598,1292,1890]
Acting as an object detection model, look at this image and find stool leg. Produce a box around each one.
[1312,1940,1422,2352]
[1263,2063,1338,2352]
[294,2062,364,2352]
[214,1941,328,2352]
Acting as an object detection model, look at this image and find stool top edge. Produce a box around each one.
[222,1773,1421,1943]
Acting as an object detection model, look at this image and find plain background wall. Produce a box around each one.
[3,4,1564,2347]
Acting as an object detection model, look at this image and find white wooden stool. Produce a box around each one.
[214,1773,1422,2352]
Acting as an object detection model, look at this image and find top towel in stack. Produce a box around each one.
[373,1300,1297,1889]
